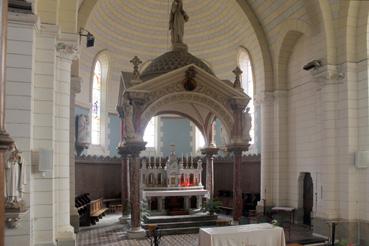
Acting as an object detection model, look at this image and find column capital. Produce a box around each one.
[56,42,79,61]
[254,91,274,106]
[227,143,249,156]
[118,141,146,158]
[200,147,219,157]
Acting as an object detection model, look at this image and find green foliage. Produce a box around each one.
[203,199,222,215]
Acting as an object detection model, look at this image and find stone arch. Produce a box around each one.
[140,92,234,145]
[77,0,98,30]
[345,1,369,62]
[236,0,274,92]
[317,0,336,65]
[275,19,312,90]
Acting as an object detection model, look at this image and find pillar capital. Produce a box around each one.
[118,141,146,158]
[200,147,219,157]
[227,143,249,156]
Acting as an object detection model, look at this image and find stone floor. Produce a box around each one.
[77,214,198,246]
[77,214,327,246]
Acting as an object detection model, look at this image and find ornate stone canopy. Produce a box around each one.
[140,49,214,81]
[117,62,250,146]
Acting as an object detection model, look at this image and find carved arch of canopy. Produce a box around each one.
[117,64,250,146]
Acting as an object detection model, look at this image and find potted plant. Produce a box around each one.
[203,199,222,216]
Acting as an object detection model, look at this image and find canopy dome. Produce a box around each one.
[140,48,214,81]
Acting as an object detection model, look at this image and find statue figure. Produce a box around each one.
[123,99,137,141]
[4,144,26,206]
[242,108,252,142]
[77,114,90,145]
[169,0,189,45]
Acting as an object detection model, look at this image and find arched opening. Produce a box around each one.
[89,51,109,154]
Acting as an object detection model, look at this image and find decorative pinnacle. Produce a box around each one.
[130,56,142,80]
[233,66,243,89]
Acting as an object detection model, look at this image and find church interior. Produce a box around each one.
[1,0,369,245]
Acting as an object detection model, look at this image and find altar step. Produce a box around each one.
[142,213,218,235]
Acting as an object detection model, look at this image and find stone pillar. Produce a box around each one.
[228,144,248,221]
[0,2,13,245]
[184,196,190,210]
[70,76,81,233]
[120,141,146,239]
[118,150,130,223]
[54,37,79,246]
[158,197,164,212]
[201,147,218,199]
[197,196,202,210]
[256,93,274,208]
[272,90,288,206]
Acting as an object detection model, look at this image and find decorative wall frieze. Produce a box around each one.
[312,64,345,90]
[273,90,288,99]
[56,42,79,61]
[254,91,274,106]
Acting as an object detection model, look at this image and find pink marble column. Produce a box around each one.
[228,145,248,221]
[120,153,129,217]
[119,141,146,238]
[201,147,218,199]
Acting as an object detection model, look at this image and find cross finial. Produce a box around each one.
[233,66,243,89]
[130,56,142,81]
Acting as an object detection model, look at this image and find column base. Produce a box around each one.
[56,231,76,246]
[127,227,146,239]
[119,215,130,224]
[70,207,80,233]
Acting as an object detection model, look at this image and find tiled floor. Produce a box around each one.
[77,214,198,246]
[77,214,327,246]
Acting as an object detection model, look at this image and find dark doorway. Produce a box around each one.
[303,173,313,226]
[150,197,158,211]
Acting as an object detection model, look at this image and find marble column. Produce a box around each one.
[184,196,190,210]
[228,144,248,221]
[118,148,130,224]
[158,197,164,212]
[0,1,13,245]
[120,141,146,239]
[70,76,82,232]
[201,147,218,199]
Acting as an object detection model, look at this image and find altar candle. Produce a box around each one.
[148,153,151,165]
[181,153,184,164]
[186,154,189,165]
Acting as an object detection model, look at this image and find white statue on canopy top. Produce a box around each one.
[169,0,189,45]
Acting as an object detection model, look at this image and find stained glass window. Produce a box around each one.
[239,50,255,144]
[91,60,102,145]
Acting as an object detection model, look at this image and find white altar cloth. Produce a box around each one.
[199,223,286,246]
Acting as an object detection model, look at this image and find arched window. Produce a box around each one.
[91,60,102,145]
[238,48,255,145]
[89,51,109,153]
[195,126,205,152]
[143,117,156,148]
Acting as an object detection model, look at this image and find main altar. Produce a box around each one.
[116,0,251,238]
[141,146,208,215]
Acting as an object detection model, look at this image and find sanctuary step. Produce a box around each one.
[142,213,218,235]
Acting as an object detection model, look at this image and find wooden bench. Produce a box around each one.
[90,198,108,219]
